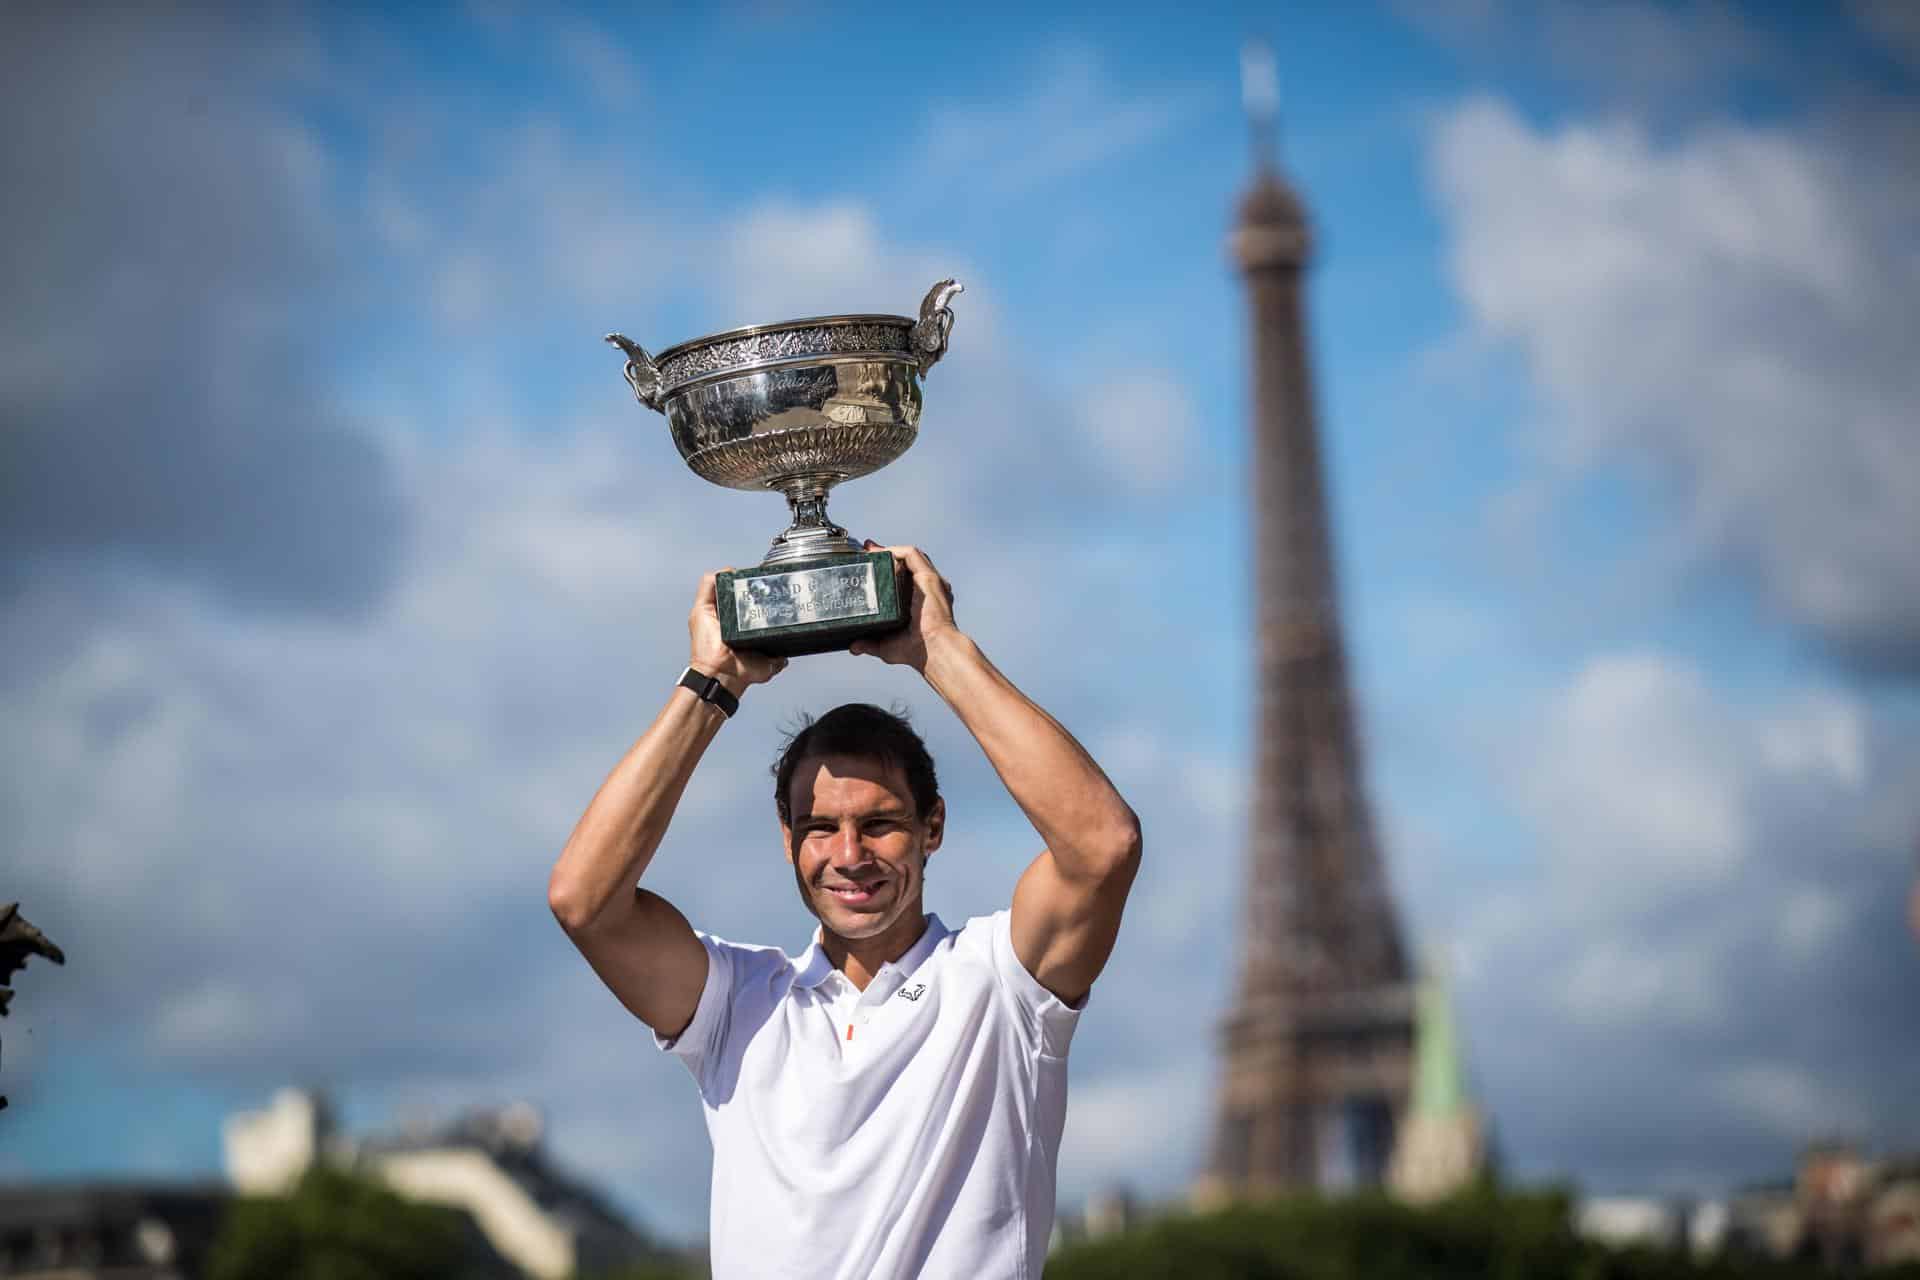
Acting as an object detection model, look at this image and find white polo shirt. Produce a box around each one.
[656,910,1082,1279]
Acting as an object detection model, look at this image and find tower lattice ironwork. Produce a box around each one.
[1200,124,1415,1198]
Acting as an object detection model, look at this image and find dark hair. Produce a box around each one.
[772,703,940,825]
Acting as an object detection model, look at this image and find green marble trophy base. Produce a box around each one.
[716,550,908,657]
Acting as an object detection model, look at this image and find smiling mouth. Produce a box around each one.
[822,880,888,906]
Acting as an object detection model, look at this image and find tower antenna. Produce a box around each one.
[1241,38,1280,173]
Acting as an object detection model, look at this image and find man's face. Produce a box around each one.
[782,753,944,941]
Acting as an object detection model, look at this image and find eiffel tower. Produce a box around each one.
[1199,49,1414,1198]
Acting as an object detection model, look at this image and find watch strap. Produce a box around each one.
[678,665,740,718]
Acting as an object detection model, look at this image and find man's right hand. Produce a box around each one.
[550,570,784,1040]
[690,570,787,694]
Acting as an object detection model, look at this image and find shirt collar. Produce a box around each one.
[791,913,949,991]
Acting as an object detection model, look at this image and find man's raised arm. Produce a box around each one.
[547,572,785,1036]
[851,544,1142,1005]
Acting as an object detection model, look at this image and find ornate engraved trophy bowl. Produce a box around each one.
[606,280,961,655]
[655,320,924,497]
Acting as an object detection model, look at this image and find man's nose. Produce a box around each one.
[829,824,869,867]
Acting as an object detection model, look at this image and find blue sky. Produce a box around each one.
[4,0,1918,1246]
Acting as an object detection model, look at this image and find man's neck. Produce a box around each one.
[822,909,929,991]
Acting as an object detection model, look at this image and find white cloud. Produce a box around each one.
[1074,372,1197,497]
[712,200,989,340]
[1404,55,1920,1184]
[1493,649,1890,952]
[149,981,299,1061]
[1557,935,1721,1028]
[914,46,1207,208]
[1429,96,1920,671]
[0,7,407,617]
[1521,654,1751,891]
[1436,649,1920,1187]
[549,18,641,110]
[1397,0,1787,110]
[1779,887,1845,960]
[1724,1062,1869,1141]
[1757,692,1867,789]
[1056,1057,1213,1196]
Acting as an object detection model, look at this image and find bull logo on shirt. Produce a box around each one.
[896,983,928,1002]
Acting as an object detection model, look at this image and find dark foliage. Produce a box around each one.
[1044,1190,1920,1280]
[588,1264,710,1280]
[206,1166,470,1280]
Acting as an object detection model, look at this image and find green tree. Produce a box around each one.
[208,1166,471,1280]
[1044,1191,1920,1280]
[587,1264,709,1280]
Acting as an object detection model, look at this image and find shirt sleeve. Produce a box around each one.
[985,908,1085,1059]
[653,931,736,1095]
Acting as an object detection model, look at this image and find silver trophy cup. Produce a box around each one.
[607,279,960,656]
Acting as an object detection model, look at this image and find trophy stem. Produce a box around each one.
[763,474,862,566]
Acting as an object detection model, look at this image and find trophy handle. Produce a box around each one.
[604,333,666,412]
[909,279,962,378]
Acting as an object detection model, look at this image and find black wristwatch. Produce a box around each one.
[677,665,741,719]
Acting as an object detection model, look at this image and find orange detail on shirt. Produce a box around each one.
[846,1023,854,1041]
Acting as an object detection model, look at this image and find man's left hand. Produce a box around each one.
[849,541,958,673]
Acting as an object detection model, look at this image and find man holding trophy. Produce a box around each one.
[549,283,1143,1278]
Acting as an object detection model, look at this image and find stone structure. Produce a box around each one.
[1574,1196,1690,1251]
[1787,1143,1920,1269]
[1909,836,1919,945]
[222,1090,663,1280]
[1387,954,1486,1202]
[1198,58,1414,1200]
[222,1087,337,1194]
[0,1182,226,1279]
[1626,1146,1920,1267]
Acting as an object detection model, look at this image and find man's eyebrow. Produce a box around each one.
[793,804,915,823]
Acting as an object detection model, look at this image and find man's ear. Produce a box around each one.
[781,822,796,866]
[922,797,946,855]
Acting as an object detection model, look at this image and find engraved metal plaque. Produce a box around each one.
[732,562,879,634]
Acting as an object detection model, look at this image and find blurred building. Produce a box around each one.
[1909,838,1919,945]
[1079,1186,1140,1241]
[1575,1195,1690,1251]
[1198,42,1414,1205]
[221,1087,341,1193]
[222,1089,663,1280]
[1798,1142,1874,1267]
[1047,1186,1142,1255]
[1387,954,1487,1202]
[0,1183,225,1279]
[1780,1143,1920,1269]
[1713,1185,1803,1259]
[1869,1175,1920,1268]
[1590,1144,1920,1269]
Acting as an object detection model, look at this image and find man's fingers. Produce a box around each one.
[695,572,718,608]
[877,543,943,587]
[865,541,953,613]
[866,540,923,566]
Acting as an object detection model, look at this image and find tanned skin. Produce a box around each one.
[549,543,1141,1037]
